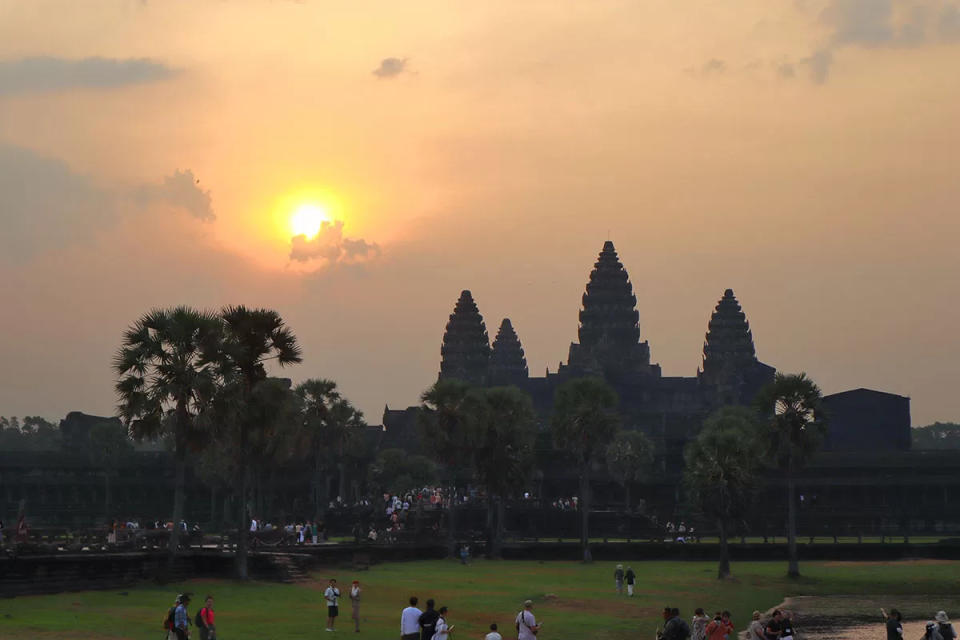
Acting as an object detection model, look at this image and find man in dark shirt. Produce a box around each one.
[765,609,783,640]
[419,598,439,640]
[884,608,904,640]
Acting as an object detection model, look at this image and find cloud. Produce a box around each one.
[701,58,727,74]
[289,220,380,266]
[821,0,895,47]
[941,4,960,40]
[0,144,113,261]
[801,49,834,84]
[138,169,215,221]
[372,57,408,78]
[777,61,797,78]
[0,57,175,96]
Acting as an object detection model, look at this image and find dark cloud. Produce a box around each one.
[0,57,175,96]
[701,58,727,74]
[0,144,113,262]
[372,57,408,78]
[821,0,895,47]
[289,220,380,266]
[941,4,960,40]
[801,49,834,84]
[138,169,215,221]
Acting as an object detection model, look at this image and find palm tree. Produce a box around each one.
[114,306,221,560]
[471,386,537,558]
[87,421,135,523]
[684,406,764,579]
[755,372,825,578]
[605,430,654,512]
[216,305,302,579]
[419,379,477,556]
[551,377,620,563]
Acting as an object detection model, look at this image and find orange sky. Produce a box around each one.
[1,0,958,426]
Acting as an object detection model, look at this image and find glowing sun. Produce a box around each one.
[290,203,329,239]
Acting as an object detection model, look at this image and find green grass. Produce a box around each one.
[2,559,959,639]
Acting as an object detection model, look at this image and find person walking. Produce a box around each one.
[937,612,957,640]
[432,606,453,640]
[614,564,625,595]
[324,578,341,632]
[349,580,361,633]
[747,611,765,640]
[516,600,540,640]
[174,594,191,640]
[197,595,215,640]
[401,596,422,640]
[625,566,636,596]
[691,608,709,640]
[419,599,440,640]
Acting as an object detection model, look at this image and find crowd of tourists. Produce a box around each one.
[884,608,957,640]
[401,595,541,640]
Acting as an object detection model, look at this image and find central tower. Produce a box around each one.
[564,241,659,382]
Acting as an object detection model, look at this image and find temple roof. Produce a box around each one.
[489,318,529,386]
[439,289,491,385]
[578,240,641,349]
[701,288,756,372]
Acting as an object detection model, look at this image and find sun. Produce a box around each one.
[290,203,330,239]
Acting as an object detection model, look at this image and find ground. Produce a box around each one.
[2,559,959,639]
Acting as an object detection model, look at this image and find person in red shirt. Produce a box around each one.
[706,610,734,640]
[199,595,216,640]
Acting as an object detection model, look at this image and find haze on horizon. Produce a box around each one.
[1,0,958,428]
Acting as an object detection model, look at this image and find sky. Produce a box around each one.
[1,0,958,427]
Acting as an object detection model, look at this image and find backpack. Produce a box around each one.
[163,606,176,630]
[195,608,207,629]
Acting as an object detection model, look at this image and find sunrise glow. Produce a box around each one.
[290,203,330,239]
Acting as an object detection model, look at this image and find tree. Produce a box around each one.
[551,377,621,563]
[371,448,438,495]
[684,406,764,579]
[293,379,366,521]
[912,422,960,450]
[419,378,478,555]
[215,305,302,579]
[755,372,825,578]
[114,306,221,560]
[87,421,134,522]
[470,386,537,558]
[605,430,654,512]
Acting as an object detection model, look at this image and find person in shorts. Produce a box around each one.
[325,578,341,632]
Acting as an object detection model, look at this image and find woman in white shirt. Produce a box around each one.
[432,606,453,640]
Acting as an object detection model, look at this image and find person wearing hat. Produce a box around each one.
[937,612,957,640]
[516,600,540,640]
[747,611,765,640]
[924,620,945,640]
[614,564,624,595]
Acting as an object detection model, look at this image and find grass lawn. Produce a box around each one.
[2,559,959,639]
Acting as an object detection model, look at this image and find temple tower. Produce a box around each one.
[439,290,491,385]
[566,241,656,381]
[489,318,529,386]
[699,288,771,405]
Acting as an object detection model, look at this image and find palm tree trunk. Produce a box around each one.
[485,496,495,555]
[717,517,730,579]
[580,465,592,563]
[492,496,505,559]
[787,473,799,578]
[446,482,457,557]
[104,472,112,523]
[169,443,186,564]
[236,419,250,580]
[338,462,347,506]
[624,482,631,512]
[210,486,217,529]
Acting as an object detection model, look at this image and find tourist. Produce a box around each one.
[747,611,765,640]
[937,612,957,640]
[516,600,540,640]
[614,564,625,594]
[401,596,422,640]
[0,518,4,546]
[419,598,440,640]
[660,607,690,640]
[778,611,794,640]
[174,593,191,640]
[312,520,319,545]
[459,543,470,565]
[691,608,709,640]
[706,611,733,640]
[349,580,361,633]
[924,621,945,640]
[324,578,341,632]
[198,595,215,640]
[764,609,783,640]
[484,623,502,640]
[433,606,453,640]
[625,565,636,596]
[882,608,904,639]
